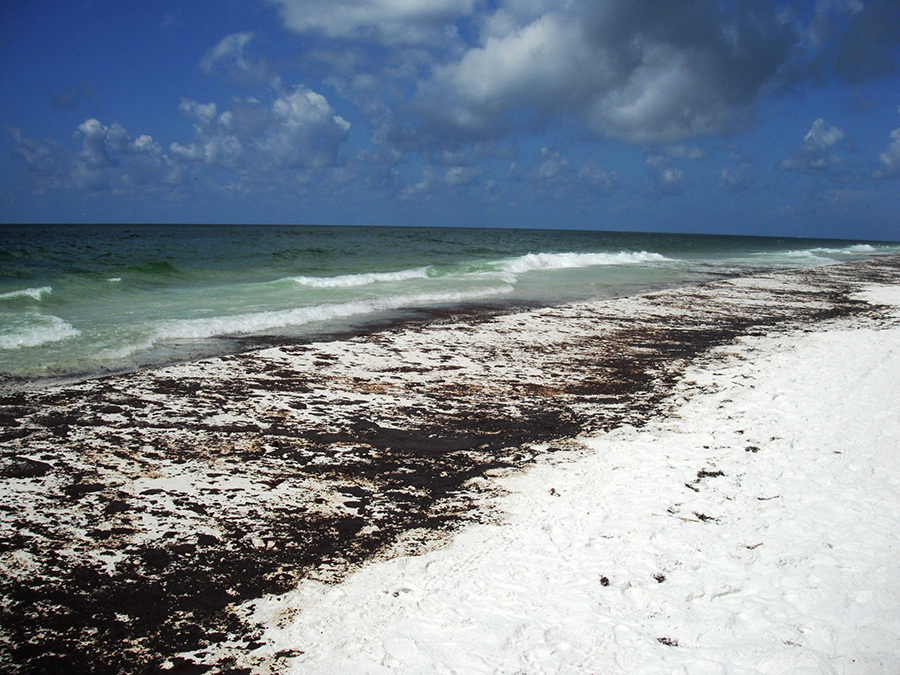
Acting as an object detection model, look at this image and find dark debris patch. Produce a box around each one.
[0,255,898,674]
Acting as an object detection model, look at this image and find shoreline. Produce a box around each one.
[0,266,740,396]
[244,281,900,674]
[1,255,899,673]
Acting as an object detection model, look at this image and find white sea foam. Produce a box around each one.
[289,267,431,288]
[809,244,877,255]
[779,244,880,260]
[0,286,52,302]
[0,314,80,349]
[154,285,514,341]
[500,251,671,275]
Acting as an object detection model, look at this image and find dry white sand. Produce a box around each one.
[229,284,900,674]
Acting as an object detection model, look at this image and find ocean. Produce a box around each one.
[2,224,898,389]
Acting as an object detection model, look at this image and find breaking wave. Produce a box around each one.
[289,267,431,288]
[499,251,671,275]
[0,314,80,350]
[153,285,514,341]
[0,286,53,302]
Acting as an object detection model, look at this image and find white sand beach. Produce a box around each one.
[222,284,900,674]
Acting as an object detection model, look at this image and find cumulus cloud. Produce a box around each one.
[528,147,569,182]
[577,164,621,194]
[170,101,245,168]
[9,120,182,195]
[257,0,896,180]
[413,0,797,145]
[779,118,846,174]
[9,0,897,210]
[418,12,602,138]
[873,107,900,179]
[803,117,846,151]
[444,165,480,186]
[646,154,686,194]
[172,86,350,172]
[8,129,68,192]
[267,0,477,44]
[73,119,182,191]
[664,145,706,160]
[399,168,436,200]
[720,162,754,192]
[201,32,269,83]
[10,82,350,199]
[263,88,351,169]
[509,147,620,198]
[77,119,128,168]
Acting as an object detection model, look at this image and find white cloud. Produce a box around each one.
[67,119,182,192]
[646,154,686,194]
[268,0,477,44]
[659,166,685,193]
[201,32,268,82]
[873,106,900,179]
[587,43,748,144]
[399,168,436,199]
[779,118,846,174]
[8,129,68,192]
[577,164,621,194]
[414,0,796,145]
[803,117,845,150]
[74,120,109,167]
[169,142,208,163]
[510,147,620,198]
[172,101,245,168]
[10,84,350,198]
[419,13,609,136]
[720,162,753,191]
[173,85,350,172]
[263,88,351,169]
[664,145,706,160]
[444,165,480,186]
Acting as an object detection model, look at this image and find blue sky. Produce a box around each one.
[1,0,899,240]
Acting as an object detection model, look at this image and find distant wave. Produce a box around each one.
[154,285,514,341]
[0,314,79,350]
[768,244,883,262]
[289,267,431,288]
[810,244,878,255]
[0,286,52,302]
[287,252,673,289]
[499,251,672,274]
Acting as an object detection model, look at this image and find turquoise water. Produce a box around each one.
[1,224,898,387]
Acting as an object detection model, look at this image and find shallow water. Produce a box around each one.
[1,223,897,385]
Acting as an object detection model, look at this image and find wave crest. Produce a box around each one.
[500,251,671,274]
[155,285,513,341]
[0,286,52,302]
[289,267,431,288]
[0,314,79,350]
